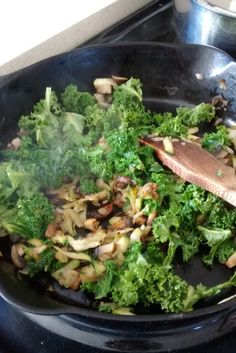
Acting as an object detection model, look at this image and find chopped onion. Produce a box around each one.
[163,137,174,154]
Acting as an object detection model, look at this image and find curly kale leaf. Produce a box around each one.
[0,192,54,239]
[112,78,153,129]
[155,116,188,138]
[176,103,215,126]
[86,128,147,182]
[182,272,236,311]
[198,226,233,266]
[82,260,117,300]
[19,88,62,148]
[216,238,236,264]
[0,161,38,203]
[201,125,231,152]
[110,242,189,312]
[26,248,57,277]
[61,84,96,116]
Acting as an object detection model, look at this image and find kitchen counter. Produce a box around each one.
[0,0,153,75]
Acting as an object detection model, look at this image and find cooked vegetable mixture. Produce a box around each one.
[0,77,236,314]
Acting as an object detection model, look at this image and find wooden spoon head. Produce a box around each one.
[140,135,236,207]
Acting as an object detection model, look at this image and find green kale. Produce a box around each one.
[0,161,38,203]
[216,238,236,264]
[82,260,117,299]
[61,112,87,146]
[0,192,54,239]
[182,272,236,311]
[110,242,189,312]
[19,87,62,148]
[201,125,231,152]
[86,128,146,182]
[26,248,56,277]
[176,103,215,126]
[61,84,96,116]
[205,195,236,230]
[198,226,233,266]
[155,116,188,138]
[112,78,153,129]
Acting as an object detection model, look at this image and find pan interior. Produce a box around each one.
[0,43,235,318]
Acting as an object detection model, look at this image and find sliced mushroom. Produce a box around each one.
[138,182,158,200]
[11,244,25,268]
[113,176,134,191]
[83,218,100,232]
[45,223,60,238]
[111,75,128,84]
[7,137,21,150]
[116,236,130,253]
[226,251,236,268]
[109,216,133,230]
[80,261,106,282]
[52,260,80,288]
[68,229,107,252]
[84,190,109,204]
[88,203,113,220]
[130,228,142,242]
[53,246,91,262]
[94,93,112,108]
[147,211,157,226]
[95,242,116,261]
[93,78,117,94]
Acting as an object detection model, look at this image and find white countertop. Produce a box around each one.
[0,0,153,76]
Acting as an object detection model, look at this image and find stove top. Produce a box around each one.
[0,1,235,352]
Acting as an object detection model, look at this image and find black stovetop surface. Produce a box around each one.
[0,1,235,352]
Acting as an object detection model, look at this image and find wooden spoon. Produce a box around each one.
[140,135,236,207]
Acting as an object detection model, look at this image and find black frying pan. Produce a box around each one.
[0,43,236,352]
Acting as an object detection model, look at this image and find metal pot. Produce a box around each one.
[174,0,236,57]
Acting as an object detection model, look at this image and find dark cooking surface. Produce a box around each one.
[0,1,236,353]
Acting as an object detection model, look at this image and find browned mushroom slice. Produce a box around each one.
[94,93,112,108]
[87,203,113,220]
[93,78,117,94]
[83,218,100,232]
[7,137,21,150]
[138,182,158,199]
[111,75,128,84]
[11,244,25,268]
[109,216,133,230]
[95,242,116,261]
[52,260,80,288]
[45,222,60,238]
[112,176,135,191]
[80,261,106,282]
[147,211,157,225]
[68,229,107,252]
[226,251,236,268]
